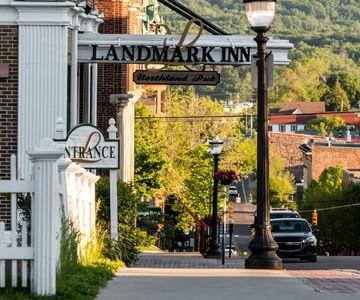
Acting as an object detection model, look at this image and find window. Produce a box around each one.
[291,125,297,132]
[279,124,286,132]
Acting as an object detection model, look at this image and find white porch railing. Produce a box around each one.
[0,138,99,296]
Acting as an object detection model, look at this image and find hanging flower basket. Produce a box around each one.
[213,170,238,185]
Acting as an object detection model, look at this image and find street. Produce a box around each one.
[283,255,360,270]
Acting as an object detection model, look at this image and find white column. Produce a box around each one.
[27,138,64,296]
[16,4,75,179]
[114,91,142,183]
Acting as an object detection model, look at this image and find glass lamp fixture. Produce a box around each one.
[243,0,276,30]
[209,136,223,155]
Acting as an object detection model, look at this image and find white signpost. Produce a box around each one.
[54,119,120,240]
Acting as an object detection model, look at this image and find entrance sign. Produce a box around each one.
[133,70,220,85]
[54,124,120,169]
[78,34,293,66]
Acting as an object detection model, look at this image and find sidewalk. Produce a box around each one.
[96,252,360,300]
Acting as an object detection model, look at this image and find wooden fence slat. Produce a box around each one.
[11,192,17,288]
[21,223,28,288]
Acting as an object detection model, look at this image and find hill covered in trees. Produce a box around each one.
[158,0,360,109]
[159,0,360,63]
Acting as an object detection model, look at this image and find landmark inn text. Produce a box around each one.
[90,45,251,64]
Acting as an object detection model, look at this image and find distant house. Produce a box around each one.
[270,102,360,133]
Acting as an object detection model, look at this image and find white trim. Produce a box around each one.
[0,247,33,260]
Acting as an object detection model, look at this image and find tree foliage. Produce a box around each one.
[306,116,347,134]
[305,116,346,136]
[134,104,168,198]
[269,152,296,208]
[162,86,243,230]
[299,166,360,255]
[159,1,360,108]
[323,80,351,112]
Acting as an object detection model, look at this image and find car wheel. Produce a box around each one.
[307,256,317,262]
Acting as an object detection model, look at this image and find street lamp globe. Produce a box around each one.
[209,135,223,156]
[244,0,276,31]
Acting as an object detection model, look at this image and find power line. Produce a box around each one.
[299,202,360,213]
[135,114,256,120]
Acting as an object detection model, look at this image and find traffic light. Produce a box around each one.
[311,209,318,226]
[227,202,234,220]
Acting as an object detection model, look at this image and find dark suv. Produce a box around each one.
[270,209,301,219]
[271,218,317,262]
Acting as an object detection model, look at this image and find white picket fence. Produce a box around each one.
[0,139,99,295]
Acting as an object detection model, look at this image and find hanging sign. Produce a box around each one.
[78,34,293,66]
[133,70,220,85]
[54,124,120,169]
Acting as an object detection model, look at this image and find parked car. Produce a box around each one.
[224,245,239,256]
[270,218,317,262]
[270,208,301,219]
[229,185,238,195]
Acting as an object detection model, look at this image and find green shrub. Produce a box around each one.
[96,176,140,266]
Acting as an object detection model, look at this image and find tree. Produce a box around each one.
[305,116,346,136]
[317,165,343,194]
[222,137,257,175]
[323,79,351,111]
[161,86,245,231]
[299,166,360,255]
[325,71,360,108]
[269,153,296,208]
[134,104,168,198]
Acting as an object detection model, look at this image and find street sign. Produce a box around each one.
[251,53,274,88]
[133,70,220,85]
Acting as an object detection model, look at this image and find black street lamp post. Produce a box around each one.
[205,136,223,258]
[243,0,283,269]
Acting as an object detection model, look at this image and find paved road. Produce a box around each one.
[95,252,360,300]
[283,256,360,270]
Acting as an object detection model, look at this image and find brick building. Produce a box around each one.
[300,141,360,188]
[0,0,168,226]
[0,0,103,226]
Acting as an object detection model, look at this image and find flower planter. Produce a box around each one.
[219,179,234,185]
[213,170,238,185]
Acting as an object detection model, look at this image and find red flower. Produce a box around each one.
[213,170,238,185]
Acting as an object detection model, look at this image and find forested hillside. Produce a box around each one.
[159,0,360,63]
[158,0,360,109]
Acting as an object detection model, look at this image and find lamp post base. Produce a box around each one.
[245,225,283,269]
[204,241,221,259]
[245,252,283,269]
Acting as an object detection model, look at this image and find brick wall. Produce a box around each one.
[96,0,129,131]
[312,144,360,180]
[0,26,18,227]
